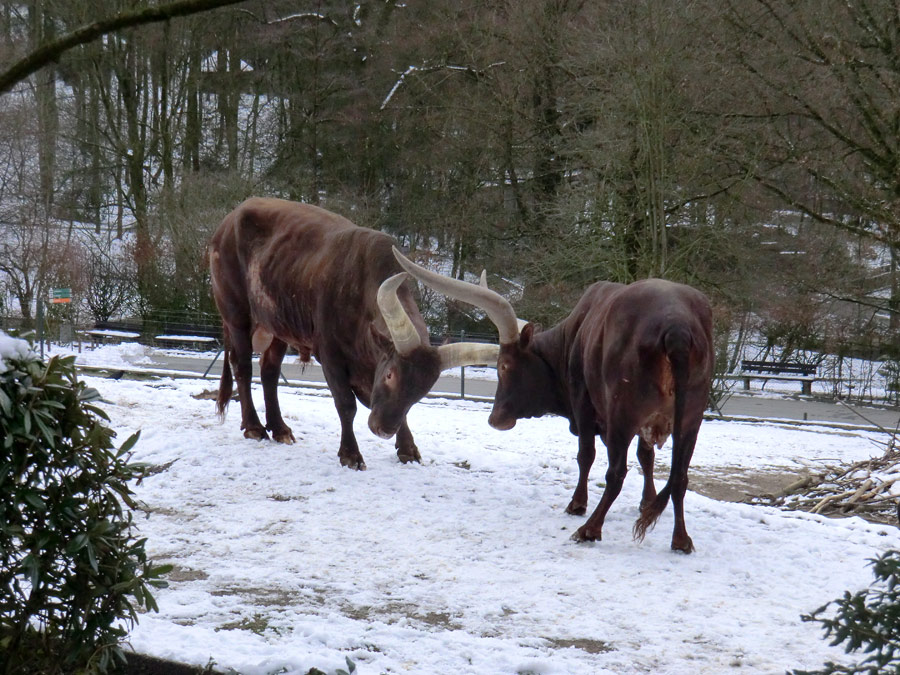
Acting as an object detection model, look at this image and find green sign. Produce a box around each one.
[50,287,71,304]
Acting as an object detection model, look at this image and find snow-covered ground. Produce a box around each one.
[21,340,891,674]
[3,336,897,672]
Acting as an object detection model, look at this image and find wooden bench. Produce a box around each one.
[154,334,219,351]
[84,328,141,348]
[740,359,817,395]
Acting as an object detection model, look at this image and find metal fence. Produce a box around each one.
[1,313,500,351]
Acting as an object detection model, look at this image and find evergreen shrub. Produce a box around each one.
[794,549,900,674]
[0,334,169,674]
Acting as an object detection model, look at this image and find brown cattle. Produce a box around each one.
[208,198,498,469]
[392,247,714,552]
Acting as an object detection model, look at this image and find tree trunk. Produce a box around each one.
[184,47,201,172]
[118,34,151,273]
[30,1,58,214]
[156,23,175,189]
[225,47,239,169]
[890,244,899,335]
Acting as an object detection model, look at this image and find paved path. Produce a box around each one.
[90,350,900,431]
[717,393,900,430]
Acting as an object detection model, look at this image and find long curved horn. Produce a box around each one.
[392,247,520,344]
[376,272,422,355]
[481,269,529,332]
[437,342,500,370]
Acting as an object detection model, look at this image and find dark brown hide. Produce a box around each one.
[391,247,714,551]
[209,197,441,469]
[491,279,714,553]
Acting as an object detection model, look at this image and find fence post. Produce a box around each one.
[36,298,44,359]
[460,330,465,399]
[203,349,223,378]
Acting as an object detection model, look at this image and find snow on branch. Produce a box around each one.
[233,8,337,26]
[267,12,337,26]
[750,433,900,525]
[380,61,506,111]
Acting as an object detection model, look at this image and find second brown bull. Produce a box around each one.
[388,247,714,553]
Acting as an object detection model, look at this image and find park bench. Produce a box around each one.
[151,320,221,351]
[80,319,221,351]
[739,359,818,395]
[82,322,141,349]
[153,334,219,351]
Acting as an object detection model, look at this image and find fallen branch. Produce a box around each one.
[749,445,900,525]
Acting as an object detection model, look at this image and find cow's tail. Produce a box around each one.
[216,346,233,421]
[633,325,692,541]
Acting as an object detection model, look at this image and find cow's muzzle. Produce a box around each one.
[367,413,398,439]
[488,412,516,431]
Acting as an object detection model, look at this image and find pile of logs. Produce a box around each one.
[750,438,900,525]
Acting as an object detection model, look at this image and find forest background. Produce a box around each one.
[0,0,898,387]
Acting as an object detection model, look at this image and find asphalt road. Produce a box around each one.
[100,349,900,431]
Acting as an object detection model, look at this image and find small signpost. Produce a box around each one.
[38,288,74,357]
[50,287,72,304]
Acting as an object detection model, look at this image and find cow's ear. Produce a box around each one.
[520,322,536,348]
[369,323,390,348]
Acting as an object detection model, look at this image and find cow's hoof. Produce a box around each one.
[565,501,587,516]
[272,429,295,444]
[244,427,269,441]
[397,447,422,464]
[571,525,601,543]
[671,536,695,554]
[340,455,367,471]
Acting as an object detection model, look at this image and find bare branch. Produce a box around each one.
[0,0,247,95]
[380,62,506,111]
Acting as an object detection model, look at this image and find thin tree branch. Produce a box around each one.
[0,0,246,95]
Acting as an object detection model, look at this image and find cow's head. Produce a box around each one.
[488,322,556,430]
[367,271,499,439]
[391,247,534,432]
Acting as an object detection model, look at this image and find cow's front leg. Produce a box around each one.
[566,399,597,516]
[394,418,421,464]
[260,339,294,444]
[572,430,630,542]
[334,390,365,470]
[321,362,366,470]
[566,430,595,516]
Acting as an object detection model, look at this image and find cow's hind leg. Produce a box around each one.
[633,423,701,553]
[394,418,421,464]
[260,338,294,444]
[230,331,267,441]
[636,438,657,510]
[670,425,700,554]
[573,429,631,542]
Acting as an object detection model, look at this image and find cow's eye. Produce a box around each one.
[385,370,394,381]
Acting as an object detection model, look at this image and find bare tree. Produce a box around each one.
[0,204,67,326]
[82,232,135,323]
[726,0,900,332]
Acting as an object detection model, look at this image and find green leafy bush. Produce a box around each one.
[0,336,169,674]
[793,549,900,675]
